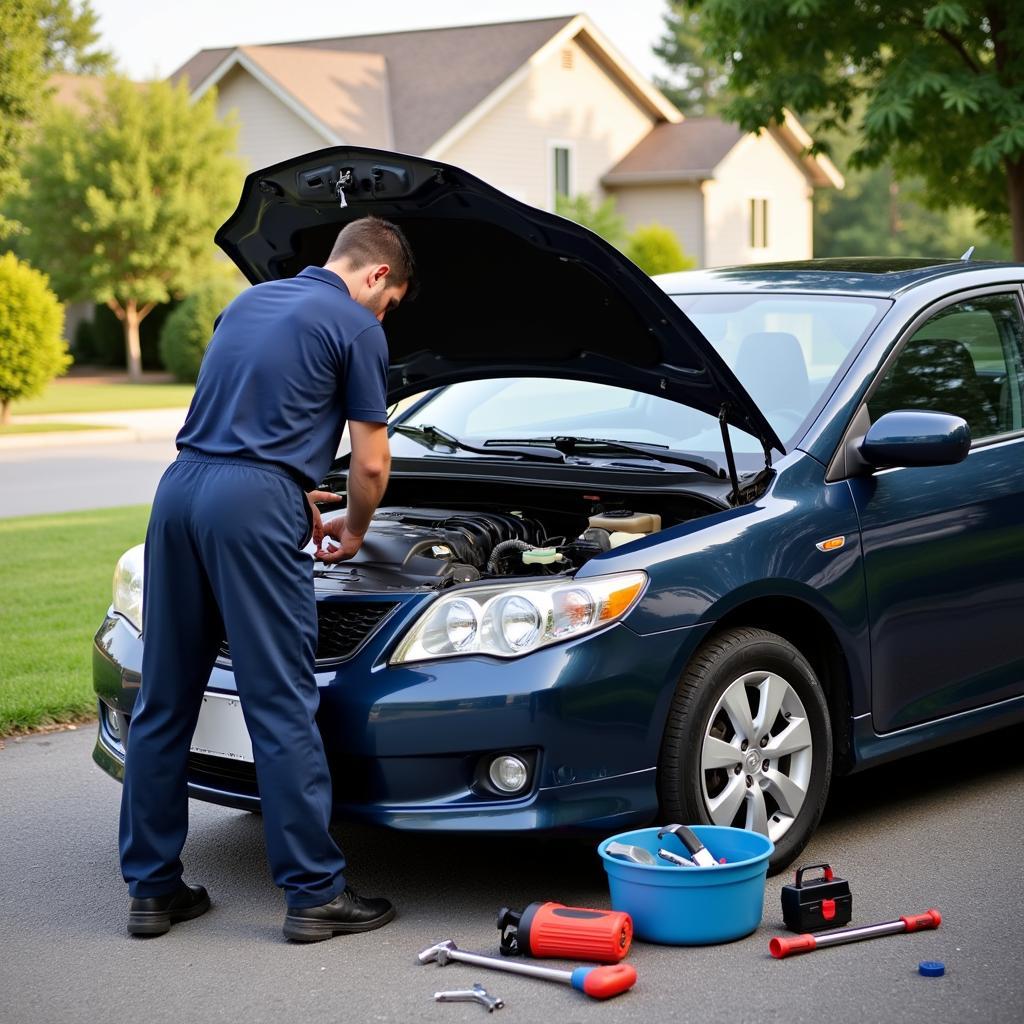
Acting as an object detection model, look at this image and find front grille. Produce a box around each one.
[218,601,398,665]
[188,752,259,790]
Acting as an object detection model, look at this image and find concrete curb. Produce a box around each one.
[0,427,177,450]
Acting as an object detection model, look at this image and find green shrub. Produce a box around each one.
[555,193,628,247]
[625,224,696,276]
[0,253,70,423]
[159,279,240,382]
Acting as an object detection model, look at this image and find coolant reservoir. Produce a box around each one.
[589,510,661,534]
[608,531,643,549]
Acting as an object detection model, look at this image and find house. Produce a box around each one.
[172,14,841,268]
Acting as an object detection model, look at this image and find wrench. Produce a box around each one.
[434,983,504,1012]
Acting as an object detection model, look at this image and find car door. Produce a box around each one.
[848,288,1024,732]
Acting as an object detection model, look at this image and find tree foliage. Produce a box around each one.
[0,252,70,423]
[679,0,1024,256]
[0,1,112,238]
[626,224,696,275]
[9,76,242,379]
[159,278,241,383]
[555,193,628,247]
[654,4,726,115]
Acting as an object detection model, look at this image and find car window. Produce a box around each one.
[869,293,1024,441]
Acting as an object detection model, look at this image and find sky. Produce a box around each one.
[90,0,675,83]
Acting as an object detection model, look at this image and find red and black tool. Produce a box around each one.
[770,909,941,959]
[497,902,633,963]
[781,863,852,932]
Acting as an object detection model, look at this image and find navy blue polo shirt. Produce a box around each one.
[176,266,389,490]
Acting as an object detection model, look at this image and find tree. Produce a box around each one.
[626,224,696,275]
[654,4,726,116]
[9,76,242,380]
[0,252,70,424]
[681,1,1024,257]
[0,2,113,239]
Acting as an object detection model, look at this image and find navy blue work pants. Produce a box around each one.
[119,449,347,909]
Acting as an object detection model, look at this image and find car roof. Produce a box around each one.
[656,257,1024,298]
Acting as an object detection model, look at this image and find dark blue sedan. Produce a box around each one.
[93,148,1024,871]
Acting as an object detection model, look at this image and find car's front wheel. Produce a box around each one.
[658,627,832,873]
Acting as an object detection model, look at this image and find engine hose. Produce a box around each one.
[487,539,535,574]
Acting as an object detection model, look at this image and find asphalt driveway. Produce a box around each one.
[2,725,1022,1024]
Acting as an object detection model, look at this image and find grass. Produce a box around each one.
[0,504,150,735]
[0,422,114,435]
[12,379,193,415]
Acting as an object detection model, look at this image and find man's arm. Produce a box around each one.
[316,420,391,563]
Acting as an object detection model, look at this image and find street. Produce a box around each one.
[0,439,176,518]
[2,724,1022,1024]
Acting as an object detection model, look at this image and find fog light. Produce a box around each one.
[489,754,529,794]
[105,705,121,740]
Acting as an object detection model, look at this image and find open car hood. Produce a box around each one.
[216,147,784,455]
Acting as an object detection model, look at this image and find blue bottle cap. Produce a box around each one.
[919,961,945,977]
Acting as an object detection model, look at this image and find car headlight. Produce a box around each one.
[390,571,647,664]
[112,544,145,631]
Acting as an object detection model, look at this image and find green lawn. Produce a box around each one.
[0,422,114,435]
[0,505,150,734]
[12,380,193,415]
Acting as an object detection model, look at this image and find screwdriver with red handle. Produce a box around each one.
[770,909,942,959]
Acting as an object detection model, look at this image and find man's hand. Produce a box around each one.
[305,490,342,550]
[315,514,366,563]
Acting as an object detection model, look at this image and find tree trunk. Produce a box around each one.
[123,299,143,382]
[1,399,10,425]
[1009,158,1024,262]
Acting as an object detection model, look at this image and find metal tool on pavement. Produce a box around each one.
[605,841,658,866]
[418,939,638,999]
[657,848,695,867]
[658,824,719,867]
[497,902,632,962]
[434,984,504,1012]
[769,909,942,959]
[781,863,852,931]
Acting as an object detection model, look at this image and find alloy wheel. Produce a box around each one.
[699,670,813,844]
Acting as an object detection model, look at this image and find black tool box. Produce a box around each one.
[782,864,852,932]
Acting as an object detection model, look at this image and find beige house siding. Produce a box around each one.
[214,64,329,171]
[702,131,813,267]
[437,36,656,209]
[607,183,705,267]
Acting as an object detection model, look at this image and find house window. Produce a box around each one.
[749,198,769,248]
[561,48,574,70]
[552,144,573,205]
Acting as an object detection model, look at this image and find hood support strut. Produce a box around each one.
[719,405,741,505]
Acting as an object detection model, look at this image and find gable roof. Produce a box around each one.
[603,114,843,189]
[173,16,575,155]
[603,119,745,183]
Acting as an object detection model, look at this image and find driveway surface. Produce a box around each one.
[2,725,1022,1023]
[0,439,176,518]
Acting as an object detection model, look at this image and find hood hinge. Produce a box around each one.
[718,404,741,505]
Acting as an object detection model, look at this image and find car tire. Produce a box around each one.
[658,627,832,874]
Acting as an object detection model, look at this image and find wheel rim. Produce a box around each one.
[699,670,813,845]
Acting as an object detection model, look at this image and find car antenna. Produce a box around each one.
[960,245,975,261]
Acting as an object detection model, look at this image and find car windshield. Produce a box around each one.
[396,293,887,468]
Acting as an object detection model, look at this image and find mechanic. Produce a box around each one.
[119,216,415,943]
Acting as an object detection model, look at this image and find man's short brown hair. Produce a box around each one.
[328,216,417,295]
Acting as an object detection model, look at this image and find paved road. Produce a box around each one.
[0,439,176,518]
[2,726,1022,1024]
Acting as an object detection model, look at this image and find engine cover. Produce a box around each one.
[315,507,545,592]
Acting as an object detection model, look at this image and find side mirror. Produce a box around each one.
[858,410,971,470]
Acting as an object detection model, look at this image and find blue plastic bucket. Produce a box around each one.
[598,825,773,945]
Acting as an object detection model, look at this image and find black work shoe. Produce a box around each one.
[127,882,211,937]
[283,886,396,942]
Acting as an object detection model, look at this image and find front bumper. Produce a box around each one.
[93,606,711,831]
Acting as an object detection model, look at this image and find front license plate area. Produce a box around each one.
[190,692,254,762]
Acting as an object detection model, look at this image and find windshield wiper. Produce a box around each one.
[392,423,565,462]
[484,436,724,479]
